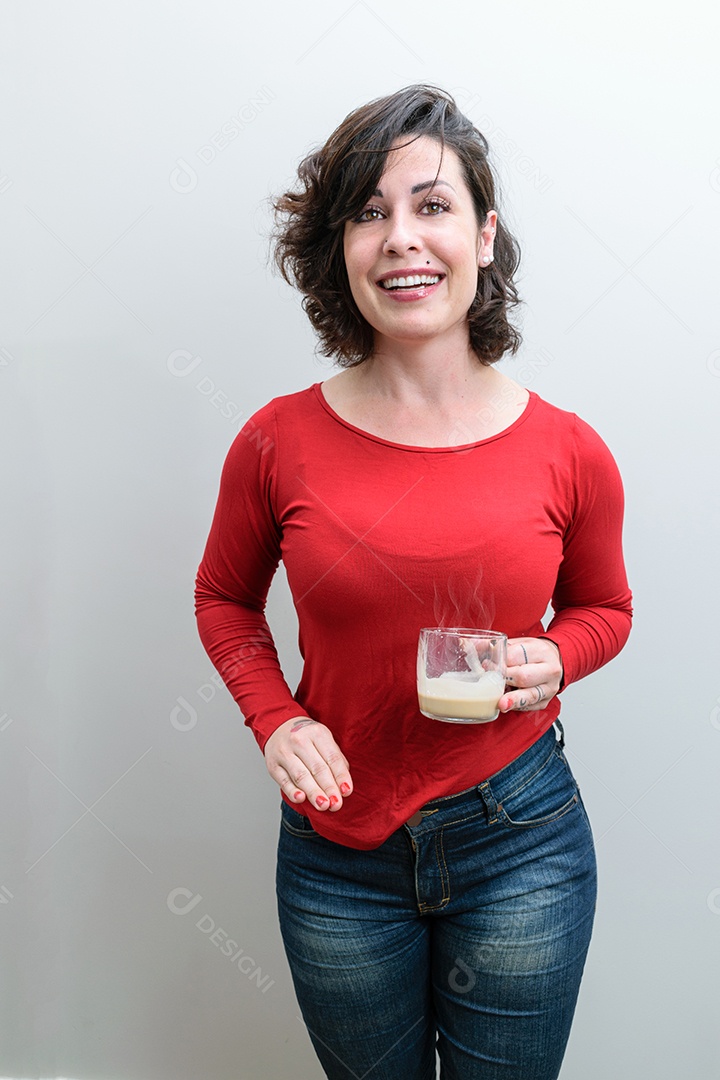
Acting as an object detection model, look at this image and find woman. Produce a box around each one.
[194,85,632,1080]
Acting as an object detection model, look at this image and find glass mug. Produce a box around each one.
[417,627,508,723]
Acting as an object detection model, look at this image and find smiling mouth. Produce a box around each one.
[379,273,443,290]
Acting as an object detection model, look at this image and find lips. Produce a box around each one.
[375,268,446,303]
[379,272,443,290]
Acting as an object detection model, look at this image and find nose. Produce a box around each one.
[382,209,423,256]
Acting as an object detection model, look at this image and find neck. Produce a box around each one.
[354,332,498,407]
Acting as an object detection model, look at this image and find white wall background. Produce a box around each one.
[1,1,719,1077]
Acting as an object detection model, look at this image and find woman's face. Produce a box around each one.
[342,135,496,354]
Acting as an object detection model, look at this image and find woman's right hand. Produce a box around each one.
[263,717,353,812]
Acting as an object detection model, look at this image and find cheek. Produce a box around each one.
[343,247,375,309]
[344,262,367,310]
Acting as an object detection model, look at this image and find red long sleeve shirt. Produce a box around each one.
[194,384,632,849]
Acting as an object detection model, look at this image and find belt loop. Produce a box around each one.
[477,781,499,825]
[554,719,565,749]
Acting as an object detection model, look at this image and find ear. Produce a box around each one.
[478,209,498,267]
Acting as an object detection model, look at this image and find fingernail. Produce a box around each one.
[329,795,339,807]
[315,795,328,807]
[293,791,303,801]
[340,783,351,795]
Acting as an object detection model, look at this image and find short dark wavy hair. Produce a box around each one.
[272,84,522,366]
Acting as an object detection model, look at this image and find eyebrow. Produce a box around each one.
[372,180,457,197]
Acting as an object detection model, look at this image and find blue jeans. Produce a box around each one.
[276,724,596,1080]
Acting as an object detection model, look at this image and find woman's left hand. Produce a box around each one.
[498,637,564,713]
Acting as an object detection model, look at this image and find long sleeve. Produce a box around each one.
[194,406,304,752]
[540,414,633,687]
[192,385,633,850]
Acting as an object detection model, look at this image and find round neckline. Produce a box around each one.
[312,382,538,453]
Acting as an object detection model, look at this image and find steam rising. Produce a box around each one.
[432,572,496,631]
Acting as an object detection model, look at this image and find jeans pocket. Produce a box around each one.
[280,799,320,838]
[498,745,579,829]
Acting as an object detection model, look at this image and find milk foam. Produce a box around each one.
[418,670,505,722]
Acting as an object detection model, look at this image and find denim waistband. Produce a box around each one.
[407,721,565,829]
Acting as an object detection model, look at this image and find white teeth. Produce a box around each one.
[381,274,441,289]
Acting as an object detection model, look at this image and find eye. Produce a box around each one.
[421,197,451,215]
[352,204,384,223]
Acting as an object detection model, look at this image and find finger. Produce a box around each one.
[316,742,353,800]
[274,770,308,803]
[504,665,534,688]
[267,721,353,811]
[266,761,305,798]
[505,657,558,688]
[505,642,535,688]
[507,638,562,676]
[282,741,353,812]
[299,730,353,810]
[269,755,334,810]
[506,641,532,668]
[498,684,548,712]
[303,750,353,811]
[264,755,320,808]
[505,661,552,689]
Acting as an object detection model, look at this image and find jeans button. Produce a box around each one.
[407,811,423,826]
